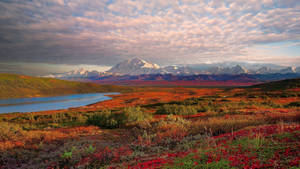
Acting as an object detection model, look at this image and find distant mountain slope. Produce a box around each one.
[249,78,300,91]
[0,74,132,99]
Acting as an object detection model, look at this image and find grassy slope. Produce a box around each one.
[0,73,133,99]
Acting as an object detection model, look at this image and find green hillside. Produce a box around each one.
[0,73,133,99]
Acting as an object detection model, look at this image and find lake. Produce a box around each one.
[0,93,119,114]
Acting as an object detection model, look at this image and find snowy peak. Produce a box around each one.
[163,66,196,75]
[107,58,198,75]
[207,65,248,75]
[129,58,160,69]
[255,66,275,74]
[228,65,248,74]
[107,58,161,75]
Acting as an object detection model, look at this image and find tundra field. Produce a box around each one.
[0,76,299,168]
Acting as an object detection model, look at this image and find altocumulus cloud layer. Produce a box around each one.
[0,0,300,66]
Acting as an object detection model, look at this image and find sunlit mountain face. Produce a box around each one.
[0,0,299,75]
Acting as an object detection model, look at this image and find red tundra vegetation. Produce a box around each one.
[0,79,299,168]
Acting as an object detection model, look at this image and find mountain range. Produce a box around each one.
[45,58,300,86]
[46,58,300,77]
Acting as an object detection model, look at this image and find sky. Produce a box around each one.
[0,0,300,75]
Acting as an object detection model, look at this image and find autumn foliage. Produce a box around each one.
[0,79,300,168]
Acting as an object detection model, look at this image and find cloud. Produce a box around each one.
[0,0,299,67]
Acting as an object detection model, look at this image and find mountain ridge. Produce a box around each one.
[43,58,300,87]
[45,58,300,79]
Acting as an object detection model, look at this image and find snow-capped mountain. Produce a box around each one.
[107,58,161,75]
[254,67,276,74]
[162,66,197,75]
[106,58,250,75]
[206,65,248,75]
[229,65,248,74]
[188,62,286,71]
[45,58,300,80]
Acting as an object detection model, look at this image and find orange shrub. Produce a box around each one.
[155,115,191,142]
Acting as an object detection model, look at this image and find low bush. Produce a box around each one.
[155,104,198,115]
[86,107,152,129]
[133,115,191,148]
[190,115,266,136]
[124,107,152,124]
[0,122,25,141]
[155,115,191,143]
[86,110,126,129]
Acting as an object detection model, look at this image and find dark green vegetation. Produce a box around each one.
[0,73,133,99]
[0,107,154,131]
[86,110,125,129]
[155,104,198,115]
[86,107,152,129]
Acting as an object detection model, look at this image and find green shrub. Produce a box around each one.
[86,107,152,128]
[156,104,198,115]
[124,107,152,124]
[86,144,96,154]
[61,147,76,159]
[86,110,126,129]
[157,115,191,128]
